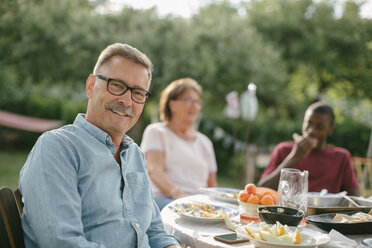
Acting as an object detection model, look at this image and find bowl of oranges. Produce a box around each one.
[238,183,277,220]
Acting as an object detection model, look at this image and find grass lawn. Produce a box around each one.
[0,150,29,190]
[0,150,243,191]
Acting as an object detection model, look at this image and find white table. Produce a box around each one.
[160,194,372,248]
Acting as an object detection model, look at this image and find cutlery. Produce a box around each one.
[337,191,361,208]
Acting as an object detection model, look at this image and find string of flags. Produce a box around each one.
[202,82,259,151]
[223,82,258,121]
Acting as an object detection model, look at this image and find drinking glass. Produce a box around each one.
[277,168,308,214]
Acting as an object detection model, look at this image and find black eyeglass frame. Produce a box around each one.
[95,74,151,104]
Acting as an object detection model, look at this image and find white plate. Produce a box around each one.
[199,187,240,204]
[170,202,238,223]
[236,224,330,248]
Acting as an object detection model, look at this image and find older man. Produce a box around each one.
[20,43,180,248]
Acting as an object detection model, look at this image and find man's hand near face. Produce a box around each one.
[290,133,318,162]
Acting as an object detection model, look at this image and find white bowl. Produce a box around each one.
[238,200,261,217]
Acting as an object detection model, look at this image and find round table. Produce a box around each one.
[161,194,372,248]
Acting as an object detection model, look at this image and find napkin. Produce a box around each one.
[320,229,361,248]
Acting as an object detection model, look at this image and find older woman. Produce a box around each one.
[140,78,217,210]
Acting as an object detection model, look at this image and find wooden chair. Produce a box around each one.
[0,187,25,248]
[14,188,23,216]
[352,156,372,197]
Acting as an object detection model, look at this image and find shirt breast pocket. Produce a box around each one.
[126,172,153,226]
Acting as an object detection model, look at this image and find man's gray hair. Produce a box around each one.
[93,43,153,84]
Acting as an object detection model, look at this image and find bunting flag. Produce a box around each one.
[240,83,258,121]
[223,91,240,119]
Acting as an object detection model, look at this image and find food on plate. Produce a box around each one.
[172,202,228,218]
[243,221,302,244]
[239,183,277,206]
[220,190,238,199]
[200,187,239,202]
[223,214,240,231]
[331,210,372,223]
[259,207,287,215]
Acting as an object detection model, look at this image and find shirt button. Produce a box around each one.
[106,136,109,142]
[135,223,140,228]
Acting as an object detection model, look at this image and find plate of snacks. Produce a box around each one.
[170,202,238,223]
[199,187,240,204]
[236,221,330,248]
[306,209,372,234]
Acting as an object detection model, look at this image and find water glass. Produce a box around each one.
[277,168,308,214]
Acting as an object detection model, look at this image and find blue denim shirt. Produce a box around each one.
[19,114,179,248]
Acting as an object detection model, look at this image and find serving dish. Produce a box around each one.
[199,187,239,204]
[306,195,372,216]
[307,192,343,207]
[236,224,330,248]
[170,202,238,223]
[258,206,304,226]
[306,211,372,235]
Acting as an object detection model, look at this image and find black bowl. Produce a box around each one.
[258,206,304,226]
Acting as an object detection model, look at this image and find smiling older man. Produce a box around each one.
[20,43,180,248]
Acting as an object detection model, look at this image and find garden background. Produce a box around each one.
[1,0,372,190]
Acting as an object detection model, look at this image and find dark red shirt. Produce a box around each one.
[261,142,359,193]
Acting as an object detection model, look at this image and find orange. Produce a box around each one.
[245,183,257,195]
[271,194,277,204]
[247,194,260,204]
[264,191,277,204]
[256,187,277,204]
[260,194,275,205]
[238,191,250,202]
[254,191,264,199]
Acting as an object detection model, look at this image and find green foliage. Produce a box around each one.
[328,117,370,157]
[0,0,371,175]
[247,0,372,99]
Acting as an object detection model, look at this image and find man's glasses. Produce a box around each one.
[95,74,151,104]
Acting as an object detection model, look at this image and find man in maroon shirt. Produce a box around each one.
[257,102,360,196]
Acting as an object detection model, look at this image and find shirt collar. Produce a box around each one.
[73,113,134,149]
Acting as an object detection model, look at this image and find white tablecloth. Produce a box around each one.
[160,194,372,248]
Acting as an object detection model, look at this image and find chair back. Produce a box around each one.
[0,187,25,248]
[352,156,372,197]
[14,188,23,215]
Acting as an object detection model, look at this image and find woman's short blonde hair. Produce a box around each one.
[159,78,202,121]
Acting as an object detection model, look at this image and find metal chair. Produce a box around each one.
[0,187,25,248]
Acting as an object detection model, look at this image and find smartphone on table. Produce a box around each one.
[214,233,250,244]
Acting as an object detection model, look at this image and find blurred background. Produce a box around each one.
[1,0,371,190]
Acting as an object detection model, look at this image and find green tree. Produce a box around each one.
[246,0,372,102]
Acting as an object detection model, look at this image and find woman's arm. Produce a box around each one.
[145,151,188,199]
[207,172,217,187]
